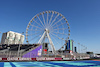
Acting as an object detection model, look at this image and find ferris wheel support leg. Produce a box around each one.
[38,32,46,44]
[46,32,56,54]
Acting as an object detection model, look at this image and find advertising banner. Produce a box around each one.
[22,45,42,58]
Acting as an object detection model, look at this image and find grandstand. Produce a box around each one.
[0,44,41,58]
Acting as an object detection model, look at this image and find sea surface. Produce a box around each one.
[0,60,100,67]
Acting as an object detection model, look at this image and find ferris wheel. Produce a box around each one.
[26,11,70,54]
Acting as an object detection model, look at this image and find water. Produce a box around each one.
[0,60,100,67]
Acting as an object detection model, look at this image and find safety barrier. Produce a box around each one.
[0,57,90,61]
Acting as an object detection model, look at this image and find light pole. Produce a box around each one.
[85,47,87,53]
[82,45,84,53]
[83,46,86,53]
[78,43,81,59]
[81,44,84,53]
[0,32,2,44]
[17,32,24,57]
[78,43,80,53]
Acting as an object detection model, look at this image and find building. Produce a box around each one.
[42,43,49,54]
[65,40,73,53]
[74,46,77,53]
[1,31,24,44]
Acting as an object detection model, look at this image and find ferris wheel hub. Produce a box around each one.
[45,28,49,33]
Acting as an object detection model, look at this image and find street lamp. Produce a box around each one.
[0,32,1,44]
[81,44,85,53]
[78,43,80,53]
[85,47,87,53]
[17,32,24,57]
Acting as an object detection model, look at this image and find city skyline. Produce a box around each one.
[0,0,100,53]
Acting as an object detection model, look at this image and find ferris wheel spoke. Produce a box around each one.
[50,34,61,46]
[52,32,68,35]
[48,11,54,25]
[61,21,64,33]
[37,15,45,28]
[50,13,59,27]
[28,33,42,42]
[34,36,41,43]
[33,20,43,28]
[59,44,65,50]
[28,31,43,36]
[52,28,67,32]
[42,13,46,28]
[50,33,65,40]
[53,22,66,29]
[47,11,49,26]
[51,17,64,27]
[30,25,42,30]
[28,29,43,32]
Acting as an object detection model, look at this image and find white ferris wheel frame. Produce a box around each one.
[26,11,70,54]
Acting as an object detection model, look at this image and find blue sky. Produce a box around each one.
[0,0,100,53]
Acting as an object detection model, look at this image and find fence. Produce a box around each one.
[0,51,90,60]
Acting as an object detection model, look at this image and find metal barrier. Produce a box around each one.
[0,52,90,60]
